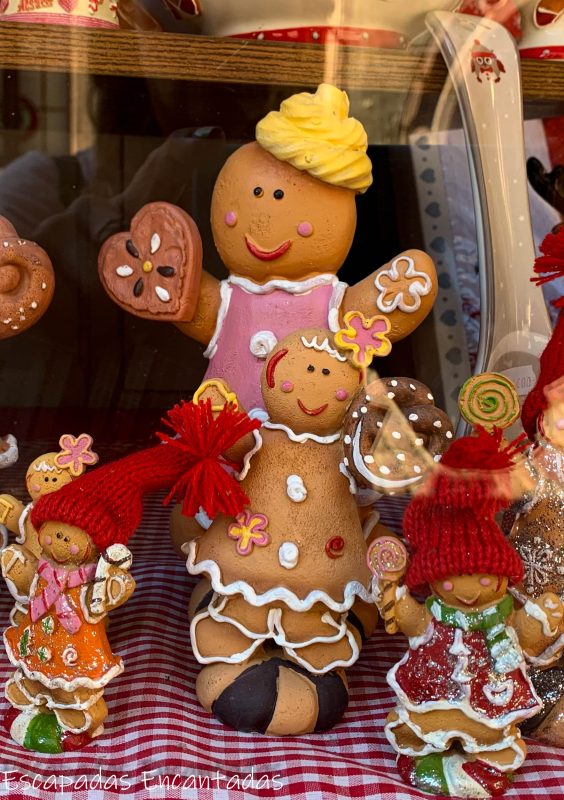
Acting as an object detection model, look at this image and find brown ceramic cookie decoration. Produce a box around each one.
[98,202,203,322]
[342,377,453,495]
[0,216,55,340]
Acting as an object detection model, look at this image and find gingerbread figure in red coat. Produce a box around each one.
[371,429,564,798]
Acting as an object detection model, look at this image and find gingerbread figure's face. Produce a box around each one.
[261,328,359,436]
[25,453,73,501]
[432,573,509,611]
[211,143,357,283]
[38,521,96,566]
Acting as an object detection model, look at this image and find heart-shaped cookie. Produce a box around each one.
[98,202,203,322]
[0,216,55,341]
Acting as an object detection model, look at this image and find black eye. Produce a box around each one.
[56,532,63,540]
[307,364,315,372]
[64,537,69,543]
[52,477,57,482]
[253,187,263,197]
[44,477,49,482]
[273,189,284,200]
[322,368,330,375]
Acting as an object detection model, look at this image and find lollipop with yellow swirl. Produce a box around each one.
[256,83,373,194]
[458,372,520,432]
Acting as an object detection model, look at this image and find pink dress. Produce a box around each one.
[203,274,346,411]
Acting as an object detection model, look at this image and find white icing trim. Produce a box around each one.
[193,597,360,674]
[374,255,433,314]
[249,330,277,359]
[263,420,340,445]
[3,628,124,691]
[12,669,103,711]
[386,631,542,730]
[203,281,233,359]
[237,430,263,481]
[328,282,347,332]
[32,461,57,473]
[0,435,18,469]
[300,334,347,362]
[385,705,526,771]
[483,679,514,707]
[339,461,357,495]
[443,753,497,798]
[523,597,559,638]
[186,539,373,612]
[408,621,434,650]
[195,507,213,530]
[16,502,33,546]
[525,631,564,668]
[351,421,421,490]
[286,475,307,503]
[229,273,340,296]
[9,602,27,628]
[1,544,35,603]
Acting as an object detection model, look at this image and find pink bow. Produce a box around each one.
[30,560,96,634]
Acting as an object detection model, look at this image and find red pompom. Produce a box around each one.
[532,227,564,308]
[441,426,527,472]
[157,400,262,519]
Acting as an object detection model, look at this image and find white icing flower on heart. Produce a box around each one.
[286,475,307,503]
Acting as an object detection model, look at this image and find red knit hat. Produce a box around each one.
[403,427,524,590]
[31,401,260,552]
[522,227,564,440]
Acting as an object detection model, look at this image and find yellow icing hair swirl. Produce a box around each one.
[458,372,520,432]
[256,83,373,194]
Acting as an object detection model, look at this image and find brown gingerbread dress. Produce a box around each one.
[186,421,373,674]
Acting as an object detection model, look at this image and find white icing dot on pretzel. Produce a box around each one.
[415,437,424,446]
[427,392,434,401]
[365,395,372,402]
[343,457,349,466]
[344,435,352,445]
[446,431,453,439]
[30,302,37,309]
[390,380,398,387]
[397,453,406,461]
[352,412,358,419]
[413,465,422,474]
[377,421,383,428]
[392,431,401,439]
[361,406,368,414]
[41,283,47,290]
[433,420,442,428]
[410,384,416,391]
[379,465,390,475]
[364,455,374,464]
[387,392,395,399]
[409,413,418,422]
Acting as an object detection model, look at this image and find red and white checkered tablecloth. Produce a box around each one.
[0,446,563,800]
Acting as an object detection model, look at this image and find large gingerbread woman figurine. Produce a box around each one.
[99,83,437,414]
[375,429,564,798]
[183,324,451,736]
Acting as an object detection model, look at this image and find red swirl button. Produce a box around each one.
[325,536,345,558]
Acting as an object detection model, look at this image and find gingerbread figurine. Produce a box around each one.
[375,428,563,798]
[0,435,98,625]
[98,84,438,549]
[2,408,263,753]
[505,226,564,746]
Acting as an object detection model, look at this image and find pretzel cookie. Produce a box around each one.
[0,217,55,340]
[99,202,203,322]
[342,377,453,493]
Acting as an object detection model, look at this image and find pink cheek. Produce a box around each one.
[70,544,80,555]
[224,211,238,228]
[335,389,349,402]
[44,536,52,546]
[479,577,491,587]
[556,418,564,431]
[32,483,41,494]
[297,221,313,238]
[442,581,454,592]
[281,381,294,393]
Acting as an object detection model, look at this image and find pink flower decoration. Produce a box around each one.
[55,433,99,477]
[227,510,270,556]
[334,311,392,369]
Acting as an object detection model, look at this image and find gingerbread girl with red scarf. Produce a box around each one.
[374,429,564,798]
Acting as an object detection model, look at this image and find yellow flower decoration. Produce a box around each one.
[334,311,392,369]
[227,511,270,556]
